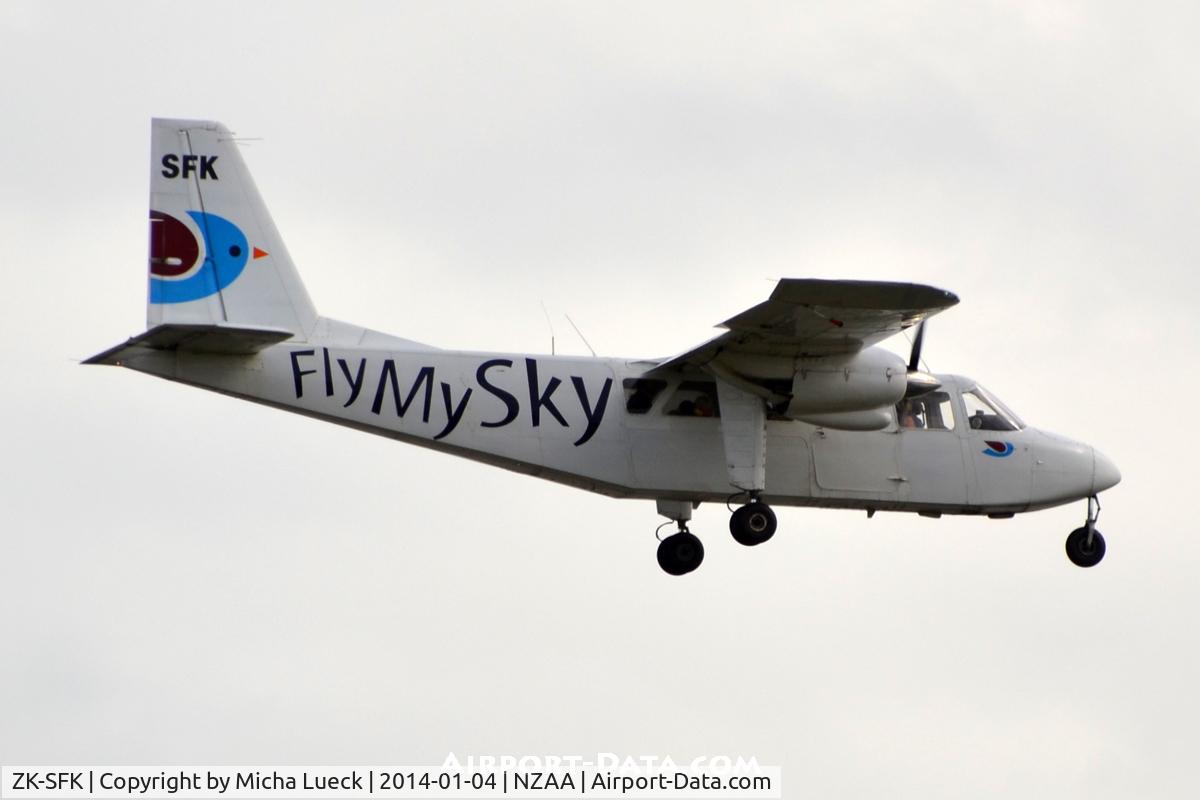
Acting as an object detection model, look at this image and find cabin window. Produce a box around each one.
[665,380,721,418]
[623,378,668,414]
[896,391,955,431]
[963,386,1025,431]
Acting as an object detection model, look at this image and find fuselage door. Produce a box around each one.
[961,383,1033,509]
[895,389,968,506]
[812,428,901,497]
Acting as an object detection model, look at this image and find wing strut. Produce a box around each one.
[714,379,767,494]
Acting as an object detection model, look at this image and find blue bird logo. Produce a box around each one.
[148,210,265,304]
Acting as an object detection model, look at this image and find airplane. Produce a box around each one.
[87,118,1121,576]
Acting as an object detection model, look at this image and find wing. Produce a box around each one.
[651,279,959,372]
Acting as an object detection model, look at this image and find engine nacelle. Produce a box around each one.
[784,348,907,416]
[791,409,893,431]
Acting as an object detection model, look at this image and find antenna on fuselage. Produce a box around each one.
[565,314,597,357]
[540,301,556,355]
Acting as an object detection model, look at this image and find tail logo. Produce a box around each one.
[148,210,266,304]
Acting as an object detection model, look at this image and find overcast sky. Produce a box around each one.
[2,2,1198,797]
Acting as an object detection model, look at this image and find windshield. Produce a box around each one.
[963,385,1025,431]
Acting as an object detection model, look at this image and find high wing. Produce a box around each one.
[651,279,959,372]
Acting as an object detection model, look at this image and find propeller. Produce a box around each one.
[904,320,941,398]
[907,320,926,373]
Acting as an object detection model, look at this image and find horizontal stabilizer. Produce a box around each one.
[84,323,294,365]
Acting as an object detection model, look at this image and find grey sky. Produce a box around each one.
[2,1,1198,797]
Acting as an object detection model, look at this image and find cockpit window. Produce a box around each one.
[963,385,1025,431]
[896,391,955,431]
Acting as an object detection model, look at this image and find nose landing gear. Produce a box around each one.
[1065,495,1106,568]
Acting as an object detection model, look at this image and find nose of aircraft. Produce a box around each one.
[1092,447,1121,494]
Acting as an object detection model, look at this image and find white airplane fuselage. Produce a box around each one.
[117,324,1115,518]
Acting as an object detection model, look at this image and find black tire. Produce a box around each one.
[657,531,705,576]
[1065,527,1106,568]
[730,503,778,547]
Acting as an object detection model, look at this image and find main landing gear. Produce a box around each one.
[657,526,705,576]
[654,497,779,575]
[655,499,704,576]
[729,498,777,547]
[1065,495,1106,568]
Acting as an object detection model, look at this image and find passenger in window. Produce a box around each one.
[627,386,654,413]
[897,400,924,429]
[693,395,715,417]
[673,399,696,416]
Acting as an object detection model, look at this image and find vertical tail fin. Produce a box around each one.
[147,118,317,339]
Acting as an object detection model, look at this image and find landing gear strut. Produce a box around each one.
[655,499,704,576]
[729,498,777,547]
[1065,495,1106,568]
